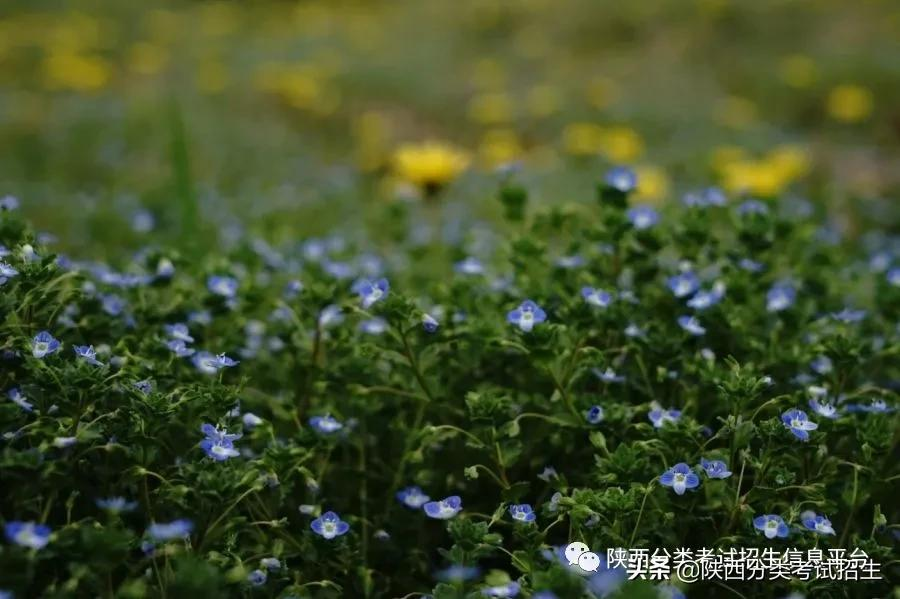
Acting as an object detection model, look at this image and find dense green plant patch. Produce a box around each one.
[0,177,898,598]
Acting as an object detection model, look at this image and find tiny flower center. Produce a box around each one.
[674,473,685,483]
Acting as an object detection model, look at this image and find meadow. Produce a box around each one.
[0,1,899,598]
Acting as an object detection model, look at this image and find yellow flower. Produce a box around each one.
[717,147,809,198]
[600,126,644,162]
[634,165,670,204]
[826,84,873,123]
[393,141,470,196]
[43,52,111,92]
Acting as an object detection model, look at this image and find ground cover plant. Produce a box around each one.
[0,171,898,598]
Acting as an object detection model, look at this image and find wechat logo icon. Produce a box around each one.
[564,542,601,573]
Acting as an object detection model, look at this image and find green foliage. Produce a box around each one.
[0,179,898,599]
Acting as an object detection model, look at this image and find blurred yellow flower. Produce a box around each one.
[255,63,340,115]
[600,126,644,162]
[767,144,811,181]
[717,145,810,197]
[467,92,514,125]
[778,54,818,88]
[43,52,111,91]
[562,123,643,162]
[826,84,873,123]
[634,165,670,203]
[478,129,523,168]
[393,141,470,195]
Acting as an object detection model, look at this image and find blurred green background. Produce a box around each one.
[1,0,899,251]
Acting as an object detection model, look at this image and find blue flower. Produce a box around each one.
[581,287,612,308]
[247,569,267,586]
[423,495,463,519]
[808,398,839,419]
[593,367,624,383]
[586,405,605,424]
[101,294,127,317]
[604,166,637,193]
[133,379,153,395]
[699,458,732,479]
[482,581,520,597]
[781,409,818,441]
[422,313,440,333]
[555,254,585,269]
[667,272,699,298]
[0,195,19,210]
[435,564,481,582]
[801,510,835,535]
[199,423,241,461]
[318,304,344,327]
[166,339,195,357]
[309,414,343,434]
[242,412,263,428]
[396,486,431,509]
[686,282,725,310]
[753,514,789,539]
[164,323,194,343]
[359,317,388,335]
[648,404,681,428]
[147,519,193,541]
[739,258,764,272]
[677,315,706,336]
[509,504,536,523]
[831,308,866,323]
[506,299,547,333]
[260,557,281,571]
[0,261,19,285]
[207,275,238,298]
[311,511,350,539]
[810,355,832,375]
[659,463,700,495]
[96,497,138,513]
[454,256,485,276]
[7,387,33,412]
[74,345,103,366]
[627,205,659,230]
[192,352,240,375]
[31,331,60,359]
[4,521,51,549]
[737,199,769,216]
[766,282,796,312]
[888,267,900,287]
[201,423,241,444]
[682,187,726,208]
[53,436,77,449]
[357,278,389,309]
